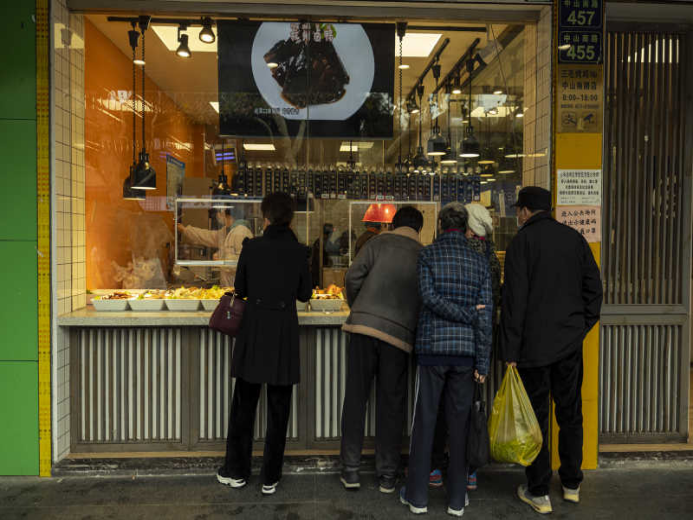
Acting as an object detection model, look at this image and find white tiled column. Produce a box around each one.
[51,0,85,463]
[523,6,552,189]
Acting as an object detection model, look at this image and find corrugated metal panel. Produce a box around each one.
[603,32,686,305]
[314,329,503,440]
[600,28,690,441]
[600,324,681,435]
[78,328,182,443]
[198,329,299,442]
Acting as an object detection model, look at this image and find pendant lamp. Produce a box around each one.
[124,24,145,200]
[212,141,232,207]
[427,60,447,156]
[133,17,156,191]
[459,57,480,159]
[413,84,427,170]
[440,82,457,165]
[395,22,407,174]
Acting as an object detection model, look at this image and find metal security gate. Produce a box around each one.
[601,27,693,442]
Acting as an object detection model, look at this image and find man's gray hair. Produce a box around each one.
[438,202,468,232]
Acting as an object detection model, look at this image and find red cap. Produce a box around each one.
[362,204,396,224]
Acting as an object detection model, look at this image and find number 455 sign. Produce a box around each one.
[558,0,603,64]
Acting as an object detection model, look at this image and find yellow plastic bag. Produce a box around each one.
[488,366,543,466]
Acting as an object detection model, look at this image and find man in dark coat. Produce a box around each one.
[500,187,603,514]
[340,206,424,494]
[217,192,312,496]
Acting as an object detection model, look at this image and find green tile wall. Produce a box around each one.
[0,362,39,475]
[0,3,39,476]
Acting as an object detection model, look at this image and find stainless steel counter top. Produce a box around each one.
[58,308,349,327]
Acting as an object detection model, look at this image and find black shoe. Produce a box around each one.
[379,475,396,494]
[340,470,360,490]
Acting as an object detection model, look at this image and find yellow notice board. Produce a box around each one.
[552,0,604,472]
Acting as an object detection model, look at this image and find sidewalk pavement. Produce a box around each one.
[1,464,692,519]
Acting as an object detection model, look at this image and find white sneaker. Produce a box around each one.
[562,485,580,503]
[217,472,246,489]
[399,487,428,514]
[517,485,553,514]
[447,494,470,516]
[262,482,278,495]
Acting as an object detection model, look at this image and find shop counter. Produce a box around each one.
[59,309,503,455]
[58,308,350,327]
[58,307,362,454]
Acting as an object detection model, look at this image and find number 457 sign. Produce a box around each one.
[558,0,603,64]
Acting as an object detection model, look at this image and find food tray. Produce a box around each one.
[201,299,220,312]
[309,299,344,312]
[296,300,308,311]
[128,298,166,312]
[165,299,201,311]
[92,298,130,312]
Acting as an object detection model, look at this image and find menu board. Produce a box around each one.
[218,21,394,138]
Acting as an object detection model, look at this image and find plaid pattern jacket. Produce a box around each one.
[415,231,493,375]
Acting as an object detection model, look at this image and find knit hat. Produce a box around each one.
[465,203,493,237]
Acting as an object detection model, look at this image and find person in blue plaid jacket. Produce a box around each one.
[400,202,493,517]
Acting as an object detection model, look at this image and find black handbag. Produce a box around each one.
[467,381,491,469]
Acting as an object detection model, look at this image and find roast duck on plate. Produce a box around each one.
[263,36,350,109]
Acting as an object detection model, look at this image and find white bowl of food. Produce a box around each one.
[129,292,166,312]
[92,292,131,312]
[165,299,201,311]
[201,299,220,312]
[309,298,344,312]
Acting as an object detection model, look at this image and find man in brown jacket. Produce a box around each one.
[340,206,424,494]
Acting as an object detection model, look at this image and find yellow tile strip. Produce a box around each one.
[36,0,52,477]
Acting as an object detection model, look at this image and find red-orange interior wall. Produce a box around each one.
[84,19,205,289]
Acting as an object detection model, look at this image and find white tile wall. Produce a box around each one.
[523,6,552,189]
[52,0,85,463]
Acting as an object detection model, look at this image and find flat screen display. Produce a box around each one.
[217,21,394,139]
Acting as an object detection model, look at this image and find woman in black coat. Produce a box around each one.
[217,192,312,495]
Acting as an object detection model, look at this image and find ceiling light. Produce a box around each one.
[132,151,156,190]
[440,146,457,165]
[133,57,145,66]
[515,111,524,118]
[199,17,215,44]
[498,169,515,174]
[480,181,488,185]
[267,62,279,69]
[488,107,499,115]
[478,160,495,165]
[427,132,447,156]
[399,33,442,58]
[398,63,410,70]
[339,141,374,152]
[480,172,494,178]
[452,74,462,95]
[411,106,420,114]
[210,101,219,113]
[176,32,191,58]
[493,88,504,95]
[558,43,572,51]
[123,166,145,200]
[459,131,480,158]
[243,143,276,151]
[152,25,217,52]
